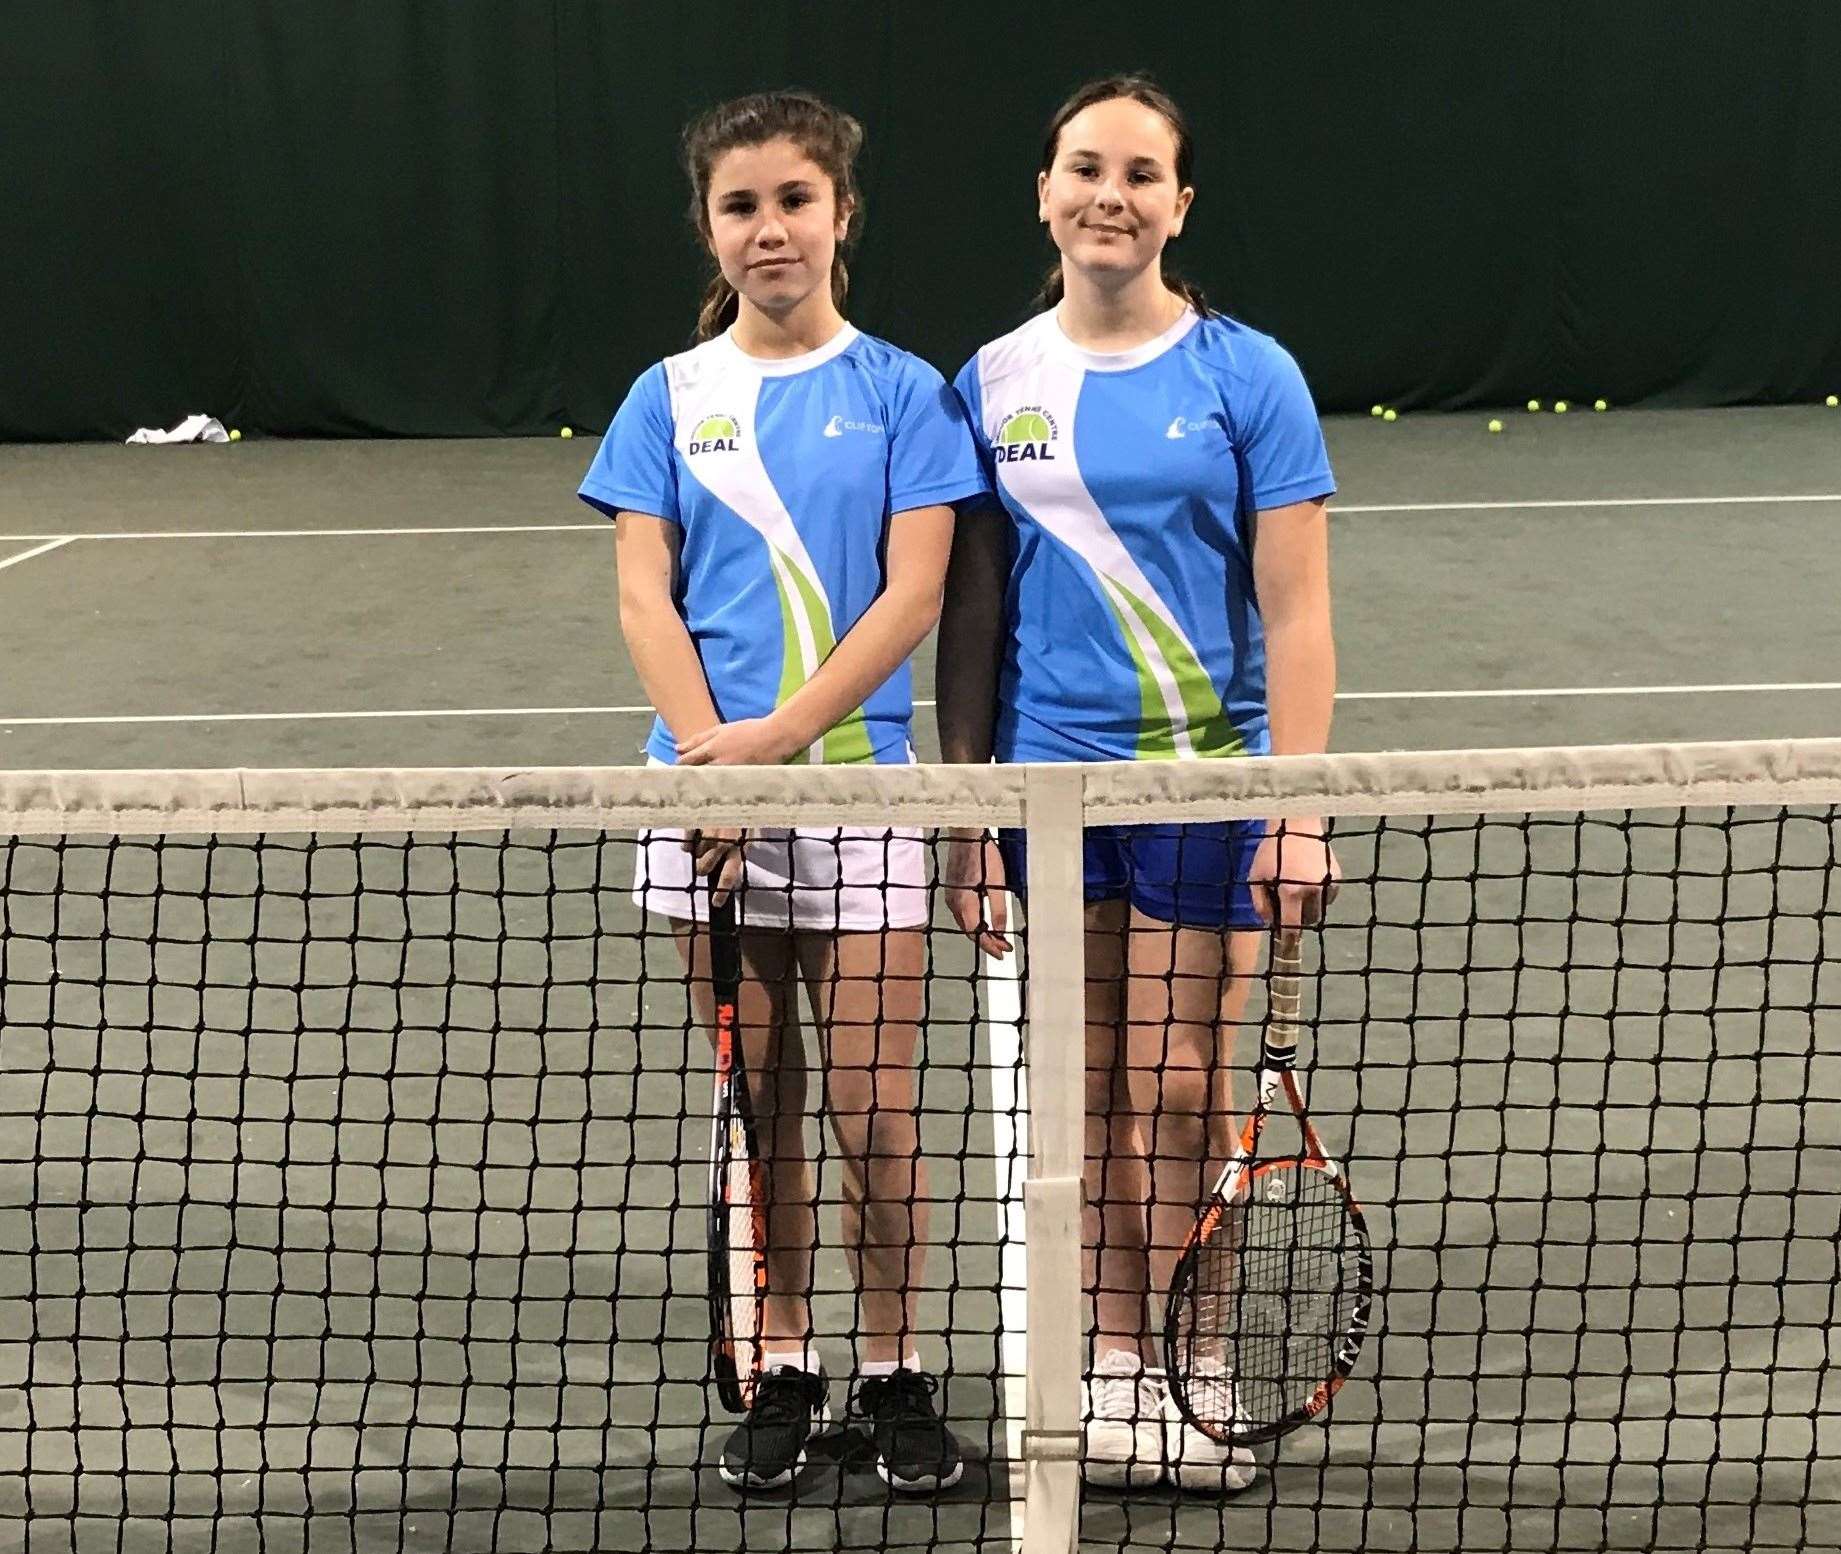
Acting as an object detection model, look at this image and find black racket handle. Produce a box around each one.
[709,896,742,994]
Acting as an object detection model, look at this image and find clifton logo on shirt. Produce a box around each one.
[688,414,741,454]
[993,406,1058,463]
[823,414,885,438]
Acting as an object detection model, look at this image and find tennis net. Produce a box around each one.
[1,741,1837,1554]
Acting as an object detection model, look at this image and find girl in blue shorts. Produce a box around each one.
[937,74,1341,1495]
[580,90,988,1496]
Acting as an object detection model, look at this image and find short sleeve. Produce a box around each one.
[951,357,998,491]
[1230,342,1336,514]
[886,358,992,515]
[578,363,679,522]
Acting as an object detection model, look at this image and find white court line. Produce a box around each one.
[0,705,646,727]
[5,681,1839,729]
[0,537,75,573]
[1334,493,1841,514]
[1339,681,1841,701]
[0,703,648,729]
[2,491,1840,545]
[0,523,603,542]
[981,943,1029,1539]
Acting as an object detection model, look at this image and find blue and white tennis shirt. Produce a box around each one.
[581,325,988,765]
[954,308,1334,763]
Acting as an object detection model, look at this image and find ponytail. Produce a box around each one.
[695,277,741,342]
[694,249,853,345]
[1032,263,1062,314]
[1161,273,1212,318]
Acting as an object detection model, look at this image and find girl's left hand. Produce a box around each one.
[676,717,796,767]
[684,826,748,906]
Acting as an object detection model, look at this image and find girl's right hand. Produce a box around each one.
[943,831,1012,959]
[1247,823,1340,929]
[685,827,748,907]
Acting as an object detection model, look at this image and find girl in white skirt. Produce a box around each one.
[578,90,988,1495]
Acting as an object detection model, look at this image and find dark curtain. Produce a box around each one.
[5,0,1838,439]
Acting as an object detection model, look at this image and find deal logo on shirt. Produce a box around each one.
[687,414,741,455]
[993,406,1058,463]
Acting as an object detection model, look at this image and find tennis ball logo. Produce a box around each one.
[689,414,741,454]
[993,406,1058,463]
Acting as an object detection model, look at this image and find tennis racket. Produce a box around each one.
[1163,928,1374,1446]
[705,897,767,1413]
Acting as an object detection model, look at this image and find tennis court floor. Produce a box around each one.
[2,407,1837,1553]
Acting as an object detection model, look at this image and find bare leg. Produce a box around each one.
[796,927,927,1367]
[1124,915,1262,1321]
[679,923,816,1351]
[1083,899,1151,1363]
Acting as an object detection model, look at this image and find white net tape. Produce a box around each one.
[5,738,1840,836]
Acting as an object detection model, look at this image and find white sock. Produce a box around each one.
[858,1352,922,1379]
[760,1345,825,1378]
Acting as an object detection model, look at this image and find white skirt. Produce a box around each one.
[632,820,928,932]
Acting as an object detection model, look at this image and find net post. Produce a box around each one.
[1019,764,1086,1554]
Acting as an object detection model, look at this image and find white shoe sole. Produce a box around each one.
[1082,1463,1165,1490]
[1081,1447,1164,1490]
[1168,1460,1259,1494]
[1164,1425,1258,1494]
[880,1456,966,1493]
[719,1400,832,1491]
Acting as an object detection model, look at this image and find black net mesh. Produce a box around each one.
[0,828,1017,1554]
[1082,804,1839,1554]
[1,772,1837,1554]
[1169,1161,1368,1443]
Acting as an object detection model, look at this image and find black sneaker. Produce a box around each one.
[852,1369,965,1493]
[719,1365,831,1491]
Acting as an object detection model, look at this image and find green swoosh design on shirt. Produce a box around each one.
[773,545,873,766]
[1099,576,1243,760]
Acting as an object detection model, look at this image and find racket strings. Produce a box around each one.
[1179,1165,1359,1432]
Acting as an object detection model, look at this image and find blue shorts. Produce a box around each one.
[996,820,1267,930]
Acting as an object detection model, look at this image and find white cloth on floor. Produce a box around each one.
[126,414,229,445]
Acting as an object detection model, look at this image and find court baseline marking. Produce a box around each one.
[0,537,75,573]
[2,489,1841,547]
[1334,492,1841,514]
[4,682,1839,729]
[0,523,601,544]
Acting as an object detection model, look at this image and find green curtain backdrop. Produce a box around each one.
[6,0,1838,440]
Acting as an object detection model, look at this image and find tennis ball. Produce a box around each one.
[1527,399,1541,412]
[560,426,574,439]
[1370,404,1384,418]
[1827,395,1838,408]
[1488,419,1504,433]
[1593,399,1609,412]
[1382,408,1398,423]
[1554,400,1570,414]
[228,428,241,442]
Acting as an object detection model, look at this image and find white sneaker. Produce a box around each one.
[1082,1350,1164,1489]
[1147,1364,1257,1493]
